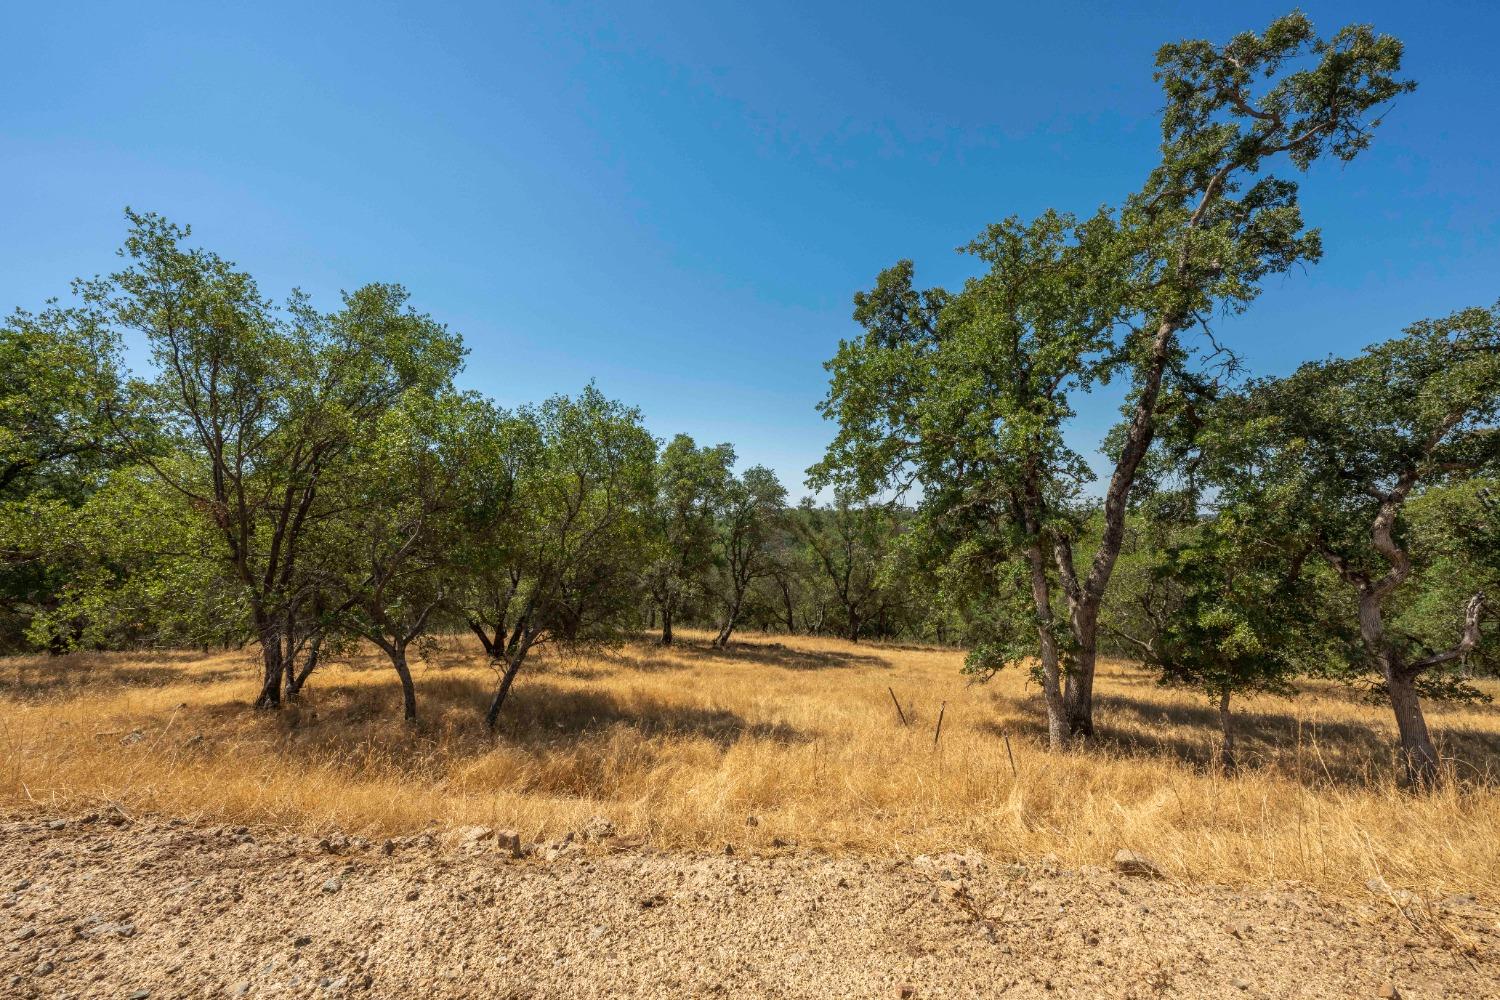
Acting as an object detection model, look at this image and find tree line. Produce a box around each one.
[2,13,1496,787]
[0,225,936,728]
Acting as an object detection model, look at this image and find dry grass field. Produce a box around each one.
[3,630,1499,902]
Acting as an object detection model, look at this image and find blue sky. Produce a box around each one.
[3,2,1497,497]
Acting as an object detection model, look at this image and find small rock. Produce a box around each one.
[35,960,54,975]
[578,815,616,842]
[494,829,522,858]
[1112,849,1163,879]
[321,877,343,895]
[293,934,313,947]
[1231,978,1249,991]
[128,991,150,999]
[230,982,251,997]
[459,825,494,847]
[1378,984,1401,1000]
[898,985,916,999]
[13,925,36,941]
[46,820,67,830]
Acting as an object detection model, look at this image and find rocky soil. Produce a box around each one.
[1,809,1496,999]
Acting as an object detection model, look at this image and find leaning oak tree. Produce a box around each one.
[814,12,1413,743]
[1234,306,1500,785]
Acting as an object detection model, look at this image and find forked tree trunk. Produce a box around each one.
[468,621,499,659]
[714,595,742,648]
[1055,317,1179,739]
[285,635,323,700]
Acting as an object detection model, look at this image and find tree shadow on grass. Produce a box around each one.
[702,639,890,672]
[981,689,1500,789]
[1107,692,1500,779]
[176,669,808,779]
[496,682,809,748]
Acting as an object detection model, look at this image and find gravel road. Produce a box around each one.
[1,810,1494,999]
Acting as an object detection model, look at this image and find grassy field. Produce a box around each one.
[3,630,1498,901]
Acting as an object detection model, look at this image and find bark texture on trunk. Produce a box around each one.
[485,636,536,729]
[391,644,417,722]
[254,631,283,709]
[1025,536,1068,751]
[1386,670,1438,786]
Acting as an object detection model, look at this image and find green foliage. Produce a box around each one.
[458,384,656,657]
[644,434,735,638]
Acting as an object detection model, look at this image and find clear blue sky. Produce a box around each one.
[3,2,1497,497]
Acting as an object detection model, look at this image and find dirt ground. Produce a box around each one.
[2,809,1496,1000]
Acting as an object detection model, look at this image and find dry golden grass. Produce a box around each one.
[3,630,1498,900]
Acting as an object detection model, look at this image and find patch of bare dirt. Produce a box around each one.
[1,810,1495,999]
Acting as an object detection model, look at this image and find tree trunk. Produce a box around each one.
[254,631,283,709]
[714,595,742,648]
[1386,669,1439,787]
[1062,599,1099,738]
[846,611,860,643]
[285,635,322,700]
[1354,587,1441,787]
[1062,649,1097,739]
[661,606,674,645]
[1217,689,1236,773]
[1025,537,1068,750]
[391,643,418,722]
[485,639,533,729]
